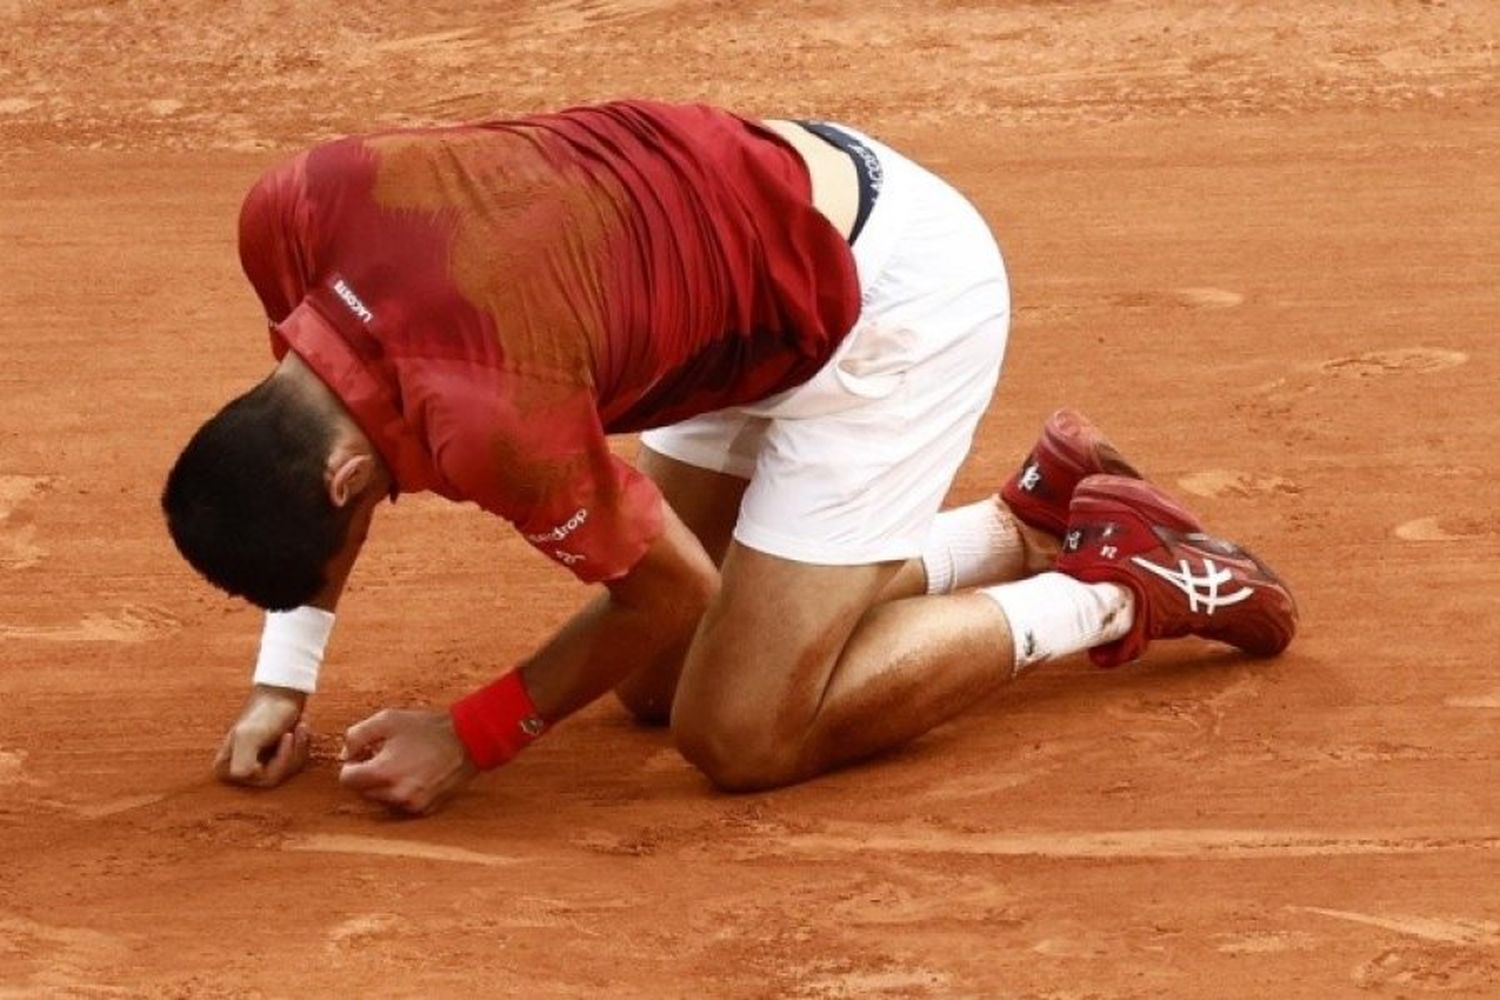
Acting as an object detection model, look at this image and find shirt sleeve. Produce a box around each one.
[421,364,665,583]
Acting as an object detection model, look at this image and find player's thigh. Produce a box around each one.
[614,441,755,724]
[671,542,899,771]
[635,445,749,565]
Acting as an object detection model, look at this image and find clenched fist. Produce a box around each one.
[213,684,311,788]
[338,708,477,815]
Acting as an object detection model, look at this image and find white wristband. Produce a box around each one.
[252,607,335,693]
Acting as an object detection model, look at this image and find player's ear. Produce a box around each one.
[327,453,377,508]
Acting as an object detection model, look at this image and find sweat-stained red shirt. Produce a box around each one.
[237,101,861,582]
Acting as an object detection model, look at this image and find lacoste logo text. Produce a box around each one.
[333,278,374,324]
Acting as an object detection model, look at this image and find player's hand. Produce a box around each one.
[338,708,478,815]
[213,684,311,788]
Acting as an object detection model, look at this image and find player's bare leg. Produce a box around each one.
[671,542,1131,791]
[617,451,1059,725]
[670,414,1300,792]
[613,448,748,724]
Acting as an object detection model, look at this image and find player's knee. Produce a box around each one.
[671,708,799,792]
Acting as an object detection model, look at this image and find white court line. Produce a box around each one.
[753,824,1500,861]
[1290,906,1500,946]
[0,605,179,643]
[281,833,520,867]
[1445,689,1500,709]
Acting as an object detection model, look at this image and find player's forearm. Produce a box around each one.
[452,503,716,768]
[307,506,372,612]
[252,511,371,690]
[516,506,718,722]
[446,575,710,772]
[518,587,704,724]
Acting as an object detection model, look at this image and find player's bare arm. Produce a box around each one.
[336,501,717,814]
[194,352,387,788]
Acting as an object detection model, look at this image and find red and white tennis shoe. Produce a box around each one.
[1000,408,1145,536]
[1055,474,1298,668]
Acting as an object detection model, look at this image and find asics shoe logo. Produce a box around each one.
[1130,555,1254,614]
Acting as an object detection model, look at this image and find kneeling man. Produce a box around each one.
[163,100,1296,814]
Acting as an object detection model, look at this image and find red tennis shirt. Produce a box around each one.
[237,101,861,582]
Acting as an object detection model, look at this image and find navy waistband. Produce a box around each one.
[796,121,883,244]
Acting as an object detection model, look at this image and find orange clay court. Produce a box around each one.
[2,2,1498,996]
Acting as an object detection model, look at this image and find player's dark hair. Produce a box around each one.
[161,377,353,611]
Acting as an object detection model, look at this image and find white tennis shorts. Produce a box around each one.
[640,128,1010,565]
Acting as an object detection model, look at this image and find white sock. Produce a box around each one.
[922,498,1026,595]
[978,572,1134,678]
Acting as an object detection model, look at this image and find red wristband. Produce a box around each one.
[450,671,548,770]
